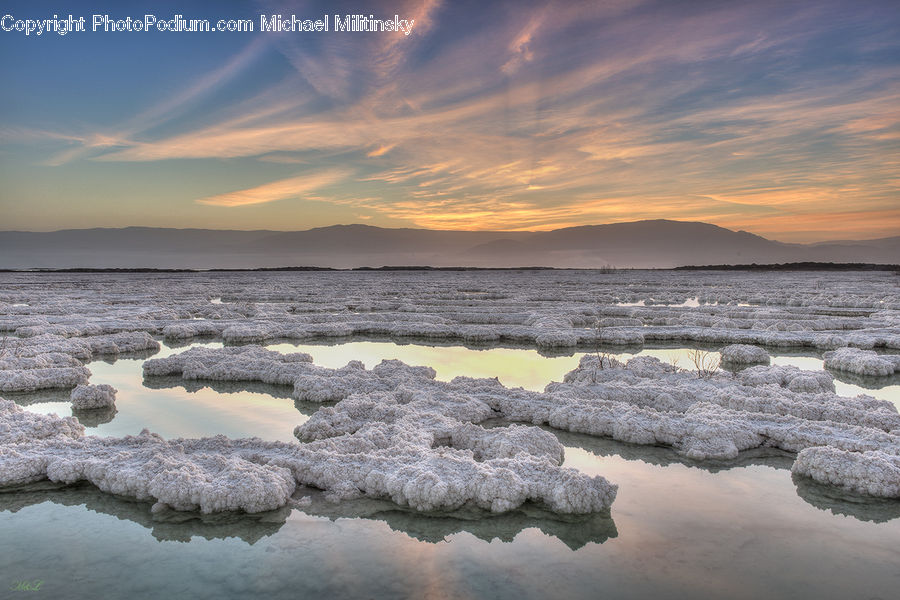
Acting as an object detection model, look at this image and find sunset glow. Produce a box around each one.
[2,0,899,241]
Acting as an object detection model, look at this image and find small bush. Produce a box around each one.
[687,349,720,379]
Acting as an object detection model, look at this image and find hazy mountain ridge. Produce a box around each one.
[0,221,896,269]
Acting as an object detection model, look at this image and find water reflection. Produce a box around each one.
[7,339,900,533]
[792,476,900,523]
[142,376,328,419]
[72,406,118,427]
[298,490,617,550]
[554,427,900,524]
[0,481,290,545]
[142,376,294,400]
[4,388,71,407]
[828,370,900,391]
[552,426,796,473]
[266,339,589,391]
[0,481,616,550]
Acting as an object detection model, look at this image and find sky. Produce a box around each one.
[1,0,899,242]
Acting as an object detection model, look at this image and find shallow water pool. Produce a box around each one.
[3,340,900,599]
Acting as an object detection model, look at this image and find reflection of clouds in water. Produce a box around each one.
[299,489,617,550]
[557,427,900,524]
[267,340,585,392]
[71,406,117,427]
[1,430,898,599]
[6,340,899,527]
[792,475,900,524]
[0,481,616,551]
[0,480,290,545]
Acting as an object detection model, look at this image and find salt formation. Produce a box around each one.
[70,384,117,409]
[719,344,770,365]
[0,393,616,514]
[0,399,294,513]
[0,359,90,392]
[142,346,900,498]
[0,331,158,393]
[1,270,898,356]
[793,448,900,497]
[823,347,900,377]
[1,270,898,508]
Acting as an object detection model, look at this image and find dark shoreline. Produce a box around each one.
[0,262,897,273]
[673,262,899,272]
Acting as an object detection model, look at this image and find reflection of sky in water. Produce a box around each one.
[769,354,900,409]
[19,341,900,441]
[614,297,751,308]
[6,340,900,599]
[2,438,898,599]
[273,341,899,408]
[268,341,585,392]
[22,342,305,442]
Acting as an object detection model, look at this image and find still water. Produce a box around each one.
[2,340,899,599]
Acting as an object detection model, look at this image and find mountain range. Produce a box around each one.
[0,220,896,269]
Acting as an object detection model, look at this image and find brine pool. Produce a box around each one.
[2,340,899,600]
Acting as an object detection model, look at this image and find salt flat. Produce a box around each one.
[1,269,898,512]
[1,269,899,599]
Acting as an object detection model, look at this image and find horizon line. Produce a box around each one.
[1,219,897,244]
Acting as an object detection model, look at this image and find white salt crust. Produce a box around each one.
[719,344,770,365]
[0,332,158,392]
[137,346,900,498]
[0,271,898,360]
[0,384,616,514]
[792,447,900,497]
[823,347,900,377]
[1,270,898,510]
[70,384,117,410]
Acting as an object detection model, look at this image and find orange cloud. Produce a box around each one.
[196,170,348,207]
[366,144,396,157]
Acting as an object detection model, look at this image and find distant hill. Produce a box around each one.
[0,220,896,269]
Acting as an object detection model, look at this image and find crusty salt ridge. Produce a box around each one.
[0,481,618,549]
[142,345,900,498]
[719,344,770,365]
[823,347,900,377]
[792,447,900,497]
[70,383,117,409]
[0,332,158,393]
[2,270,899,501]
[0,396,617,514]
[1,271,898,356]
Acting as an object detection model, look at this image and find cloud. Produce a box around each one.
[196,170,348,207]
[6,0,900,240]
[33,36,271,167]
[367,144,396,157]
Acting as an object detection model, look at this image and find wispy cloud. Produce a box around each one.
[38,36,271,166]
[367,144,396,157]
[4,0,899,240]
[196,169,348,207]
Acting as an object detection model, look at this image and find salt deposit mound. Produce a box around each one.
[720,344,770,365]
[143,346,900,498]
[0,395,617,515]
[70,384,117,409]
[2,269,898,511]
[823,347,900,377]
